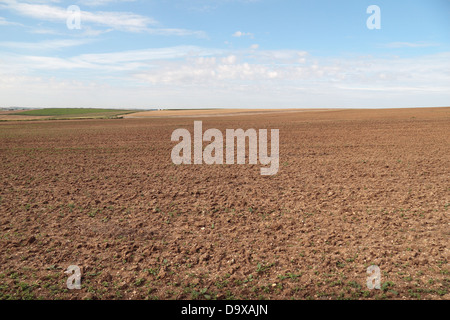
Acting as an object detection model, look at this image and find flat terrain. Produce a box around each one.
[124,109,331,118]
[0,108,134,121]
[0,107,448,300]
[0,110,48,121]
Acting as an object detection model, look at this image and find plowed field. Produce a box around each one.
[0,107,448,300]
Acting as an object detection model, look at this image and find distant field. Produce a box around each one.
[9,108,135,119]
[123,108,330,118]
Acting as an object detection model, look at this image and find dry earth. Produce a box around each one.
[0,107,448,300]
[0,110,47,121]
[123,108,331,118]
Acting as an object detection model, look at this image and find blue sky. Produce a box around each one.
[0,0,449,109]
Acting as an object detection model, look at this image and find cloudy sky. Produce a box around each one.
[0,0,449,109]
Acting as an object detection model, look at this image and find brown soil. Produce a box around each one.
[123,108,332,118]
[0,107,448,300]
[0,110,47,121]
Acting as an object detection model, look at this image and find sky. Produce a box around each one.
[0,0,449,109]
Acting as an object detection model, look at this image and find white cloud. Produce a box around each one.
[0,16,23,26]
[0,0,206,36]
[78,0,137,6]
[232,31,254,38]
[1,43,449,109]
[0,46,220,73]
[1,0,155,31]
[0,38,93,50]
